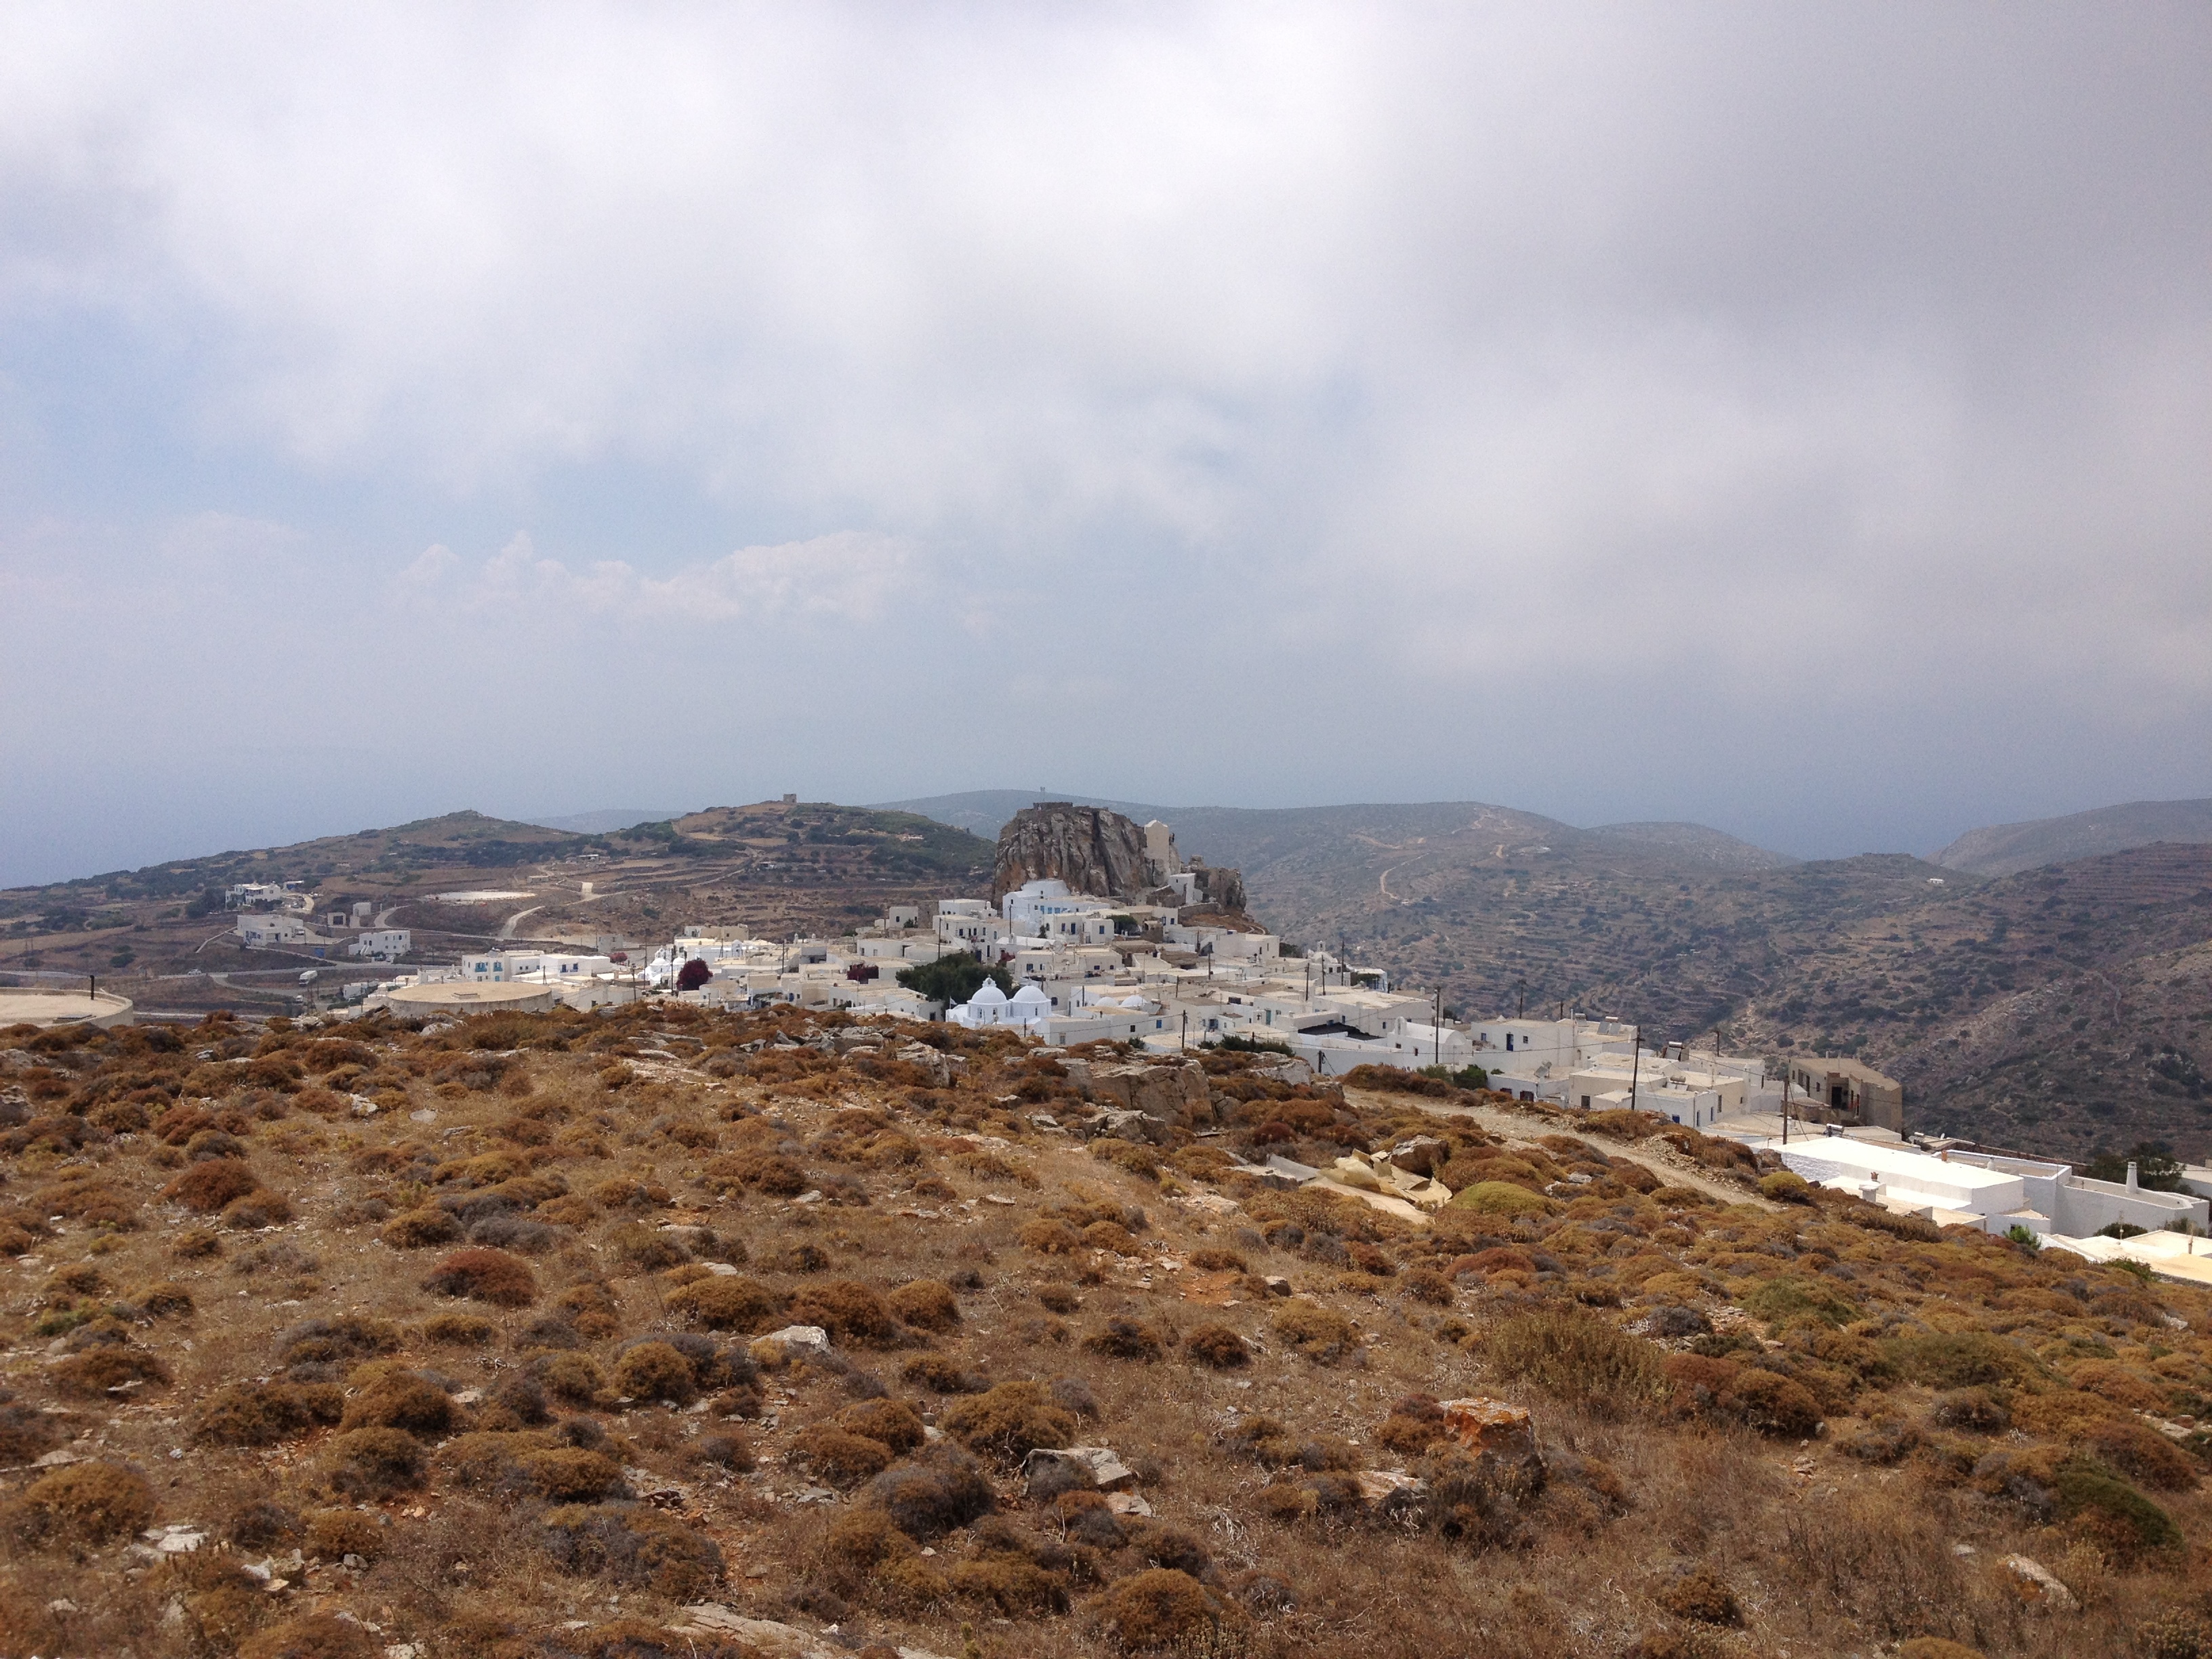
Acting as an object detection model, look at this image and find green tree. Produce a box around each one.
[897,954,1012,1005]
[2082,1142,2187,1192]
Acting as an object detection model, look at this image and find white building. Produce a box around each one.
[346,929,411,960]
[946,980,1054,1031]
[235,914,310,947]
[1001,879,1122,940]
[1774,1133,2211,1238]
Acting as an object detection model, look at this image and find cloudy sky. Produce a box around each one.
[3,3,2207,886]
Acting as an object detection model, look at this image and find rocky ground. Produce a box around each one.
[5,1004,2212,1659]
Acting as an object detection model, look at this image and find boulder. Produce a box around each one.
[1440,1398,1544,1488]
[1088,1060,1211,1128]
[1022,1446,1137,1494]
[1999,1555,2077,1613]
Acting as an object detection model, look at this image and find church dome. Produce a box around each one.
[1010,983,1050,1005]
[969,981,1008,1006]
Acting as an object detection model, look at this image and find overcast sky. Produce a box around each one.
[3,3,2207,887]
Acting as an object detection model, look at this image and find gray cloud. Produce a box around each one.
[1,2,2206,885]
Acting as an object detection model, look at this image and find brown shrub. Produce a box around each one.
[196,1382,346,1446]
[1185,1324,1250,1370]
[1020,1219,1082,1254]
[611,1341,697,1405]
[1272,1303,1357,1364]
[54,1345,169,1397]
[836,1397,926,1453]
[863,1443,998,1537]
[901,1353,988,1393]
[538,1353,609,1406]
[1654,1568,1741,1626]
[787,1279,900,1347]
[1662,1355,1822,1437]
[701,1150,807,1196]
[954,1554,1070,1616]
[796,1425,897,1483]
[1401,1267,1454,1305]
[422,1247,537,1307]
[1188,1247,1247,1272]
[222,1188,294,1229]
[235,1613,376,1659]
[665,1275,785,1333]
[303,1509,384,1562]
[322,1427,426,1498]
[381,1207,462,1248]
[552,1281,623,1340]
[163,1158,262,1213]
[605,1221,691,1272]
[943,1380,1078,1462]
[1093,1568,1218,1652]
[518,1448,627,1501]
[6,1460,155,1546]
[1036,1283,1080,1314]
[886,1279,960,1332]
[138,1281,196,1317]
[1083,1317,1167,1361]
[422,1312,497,1346]
[339,1373,456,1437]
[1487,1308,1666,1418]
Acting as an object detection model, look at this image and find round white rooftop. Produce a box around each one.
[387,981,562,1016]
[0,987,135,1029]
[1010,983,1050,1005]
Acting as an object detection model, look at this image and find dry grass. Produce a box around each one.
[5,1000,2211,1659]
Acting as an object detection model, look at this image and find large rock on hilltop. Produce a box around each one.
[991,803,1158,902]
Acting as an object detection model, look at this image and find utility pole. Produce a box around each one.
[1629,1026,1643,1115]
[1435,984,1443,1068]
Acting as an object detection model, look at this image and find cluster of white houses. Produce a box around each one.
[302,863,2212,1276]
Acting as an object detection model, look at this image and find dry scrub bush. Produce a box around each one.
[943,1380,1078,1463]
[53,1345,169,1396]
[1662,1354,1822,1437]
[517,1448,627,1501]
[665,1274,784,1332]
[901,1354,988,1393]
[1084,1316,1168,1361]
[1092,1568,1221,1652]
[380,1208,461,1248]
[163,1158,262,1212]
[1036,1282,1080,1313]
[196,1382,345,1446]
[322,1427,426,1498]
[1486,1308,1666,1418]
[886,1278,960,1331]
[1020,1219,1082,1254]
[303,1509,383,1562]
[5,1460,155,1547]
[235,1612,376,1659]
[421,1246,537,1306]
[787,1279,901,1347]
[1185,1324,1250,1369]
[862,1442,997,1536]
[837,1397,926,1452]
[339,1372,456,1437]
[611,1340,697,1404]
[536,1353,609,1406]
[1654,1568,1742,1626]
[1272,1303,1357,1364]
[796,1425,897,1483]
[422,1312,496,1346]
[539,1502,725,1599]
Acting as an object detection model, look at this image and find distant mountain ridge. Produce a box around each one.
[1936,798,2212,878]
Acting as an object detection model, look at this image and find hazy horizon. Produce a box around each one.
[5,5,2207,888]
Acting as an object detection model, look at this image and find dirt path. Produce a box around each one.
[1343,1086,1776,1211]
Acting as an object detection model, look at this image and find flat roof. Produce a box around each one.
[1780,1136,2020,1192]
[0,988,136,1027]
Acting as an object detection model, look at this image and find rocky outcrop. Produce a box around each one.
[991,804,1154,902]
[1187,859,1246,911]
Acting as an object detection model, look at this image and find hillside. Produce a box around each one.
[0,805,993,1018]
[1936,799,2212,878]
[1732,843,2212,1160]
[4,1000,2212,1659]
